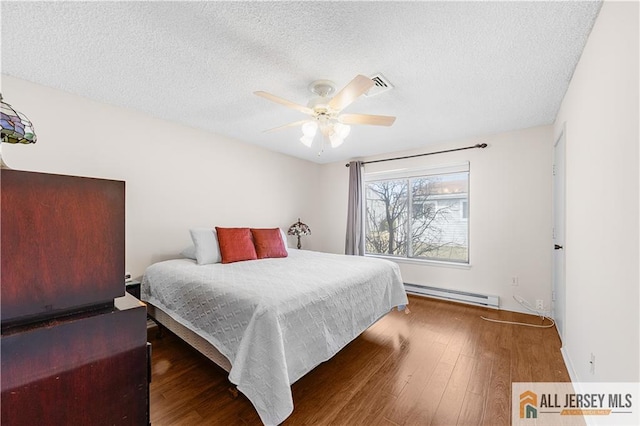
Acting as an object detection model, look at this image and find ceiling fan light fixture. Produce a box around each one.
[334,122,351,139]
[329,123,350,148]
[300,121,318,147]
[302,121,318,137]
[300,135,314,147]
[329,133,344,148]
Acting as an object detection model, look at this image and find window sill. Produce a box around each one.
[365,254,472,270]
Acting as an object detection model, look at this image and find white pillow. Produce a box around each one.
[280,228,289,253]
[189,228,222,265]
[180,245,197,260]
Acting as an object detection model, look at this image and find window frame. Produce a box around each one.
[363,162,470,265]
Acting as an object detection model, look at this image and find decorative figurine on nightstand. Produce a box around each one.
[287,218,311,249]
[0,93,37,169]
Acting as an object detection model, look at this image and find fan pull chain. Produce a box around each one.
[317,135,326,157]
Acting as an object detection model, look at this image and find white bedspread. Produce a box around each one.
[141,249,407,425]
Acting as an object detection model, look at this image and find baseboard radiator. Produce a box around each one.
[404,283,500,309]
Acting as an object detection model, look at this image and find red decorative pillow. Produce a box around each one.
[251,228,288,259]
[215,227,257,264]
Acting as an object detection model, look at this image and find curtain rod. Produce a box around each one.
[345,143,488,167]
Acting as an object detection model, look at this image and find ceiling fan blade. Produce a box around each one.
[328,75,375,112]
[254,91,314,115]
[263,120,310,133]
[339,113,396,126]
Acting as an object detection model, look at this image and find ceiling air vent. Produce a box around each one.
[365,73,394,97]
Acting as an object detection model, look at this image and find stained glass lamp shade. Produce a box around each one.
[287,218,311,249]
[1,94,37,169]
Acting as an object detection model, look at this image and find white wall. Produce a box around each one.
[553,1,639,382]
[316,125,554,314]
[2,75,323,279]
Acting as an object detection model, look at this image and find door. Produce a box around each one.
[552,129,566,342]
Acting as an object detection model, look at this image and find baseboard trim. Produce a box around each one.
[561,346,580,383]
[560,351,602,426]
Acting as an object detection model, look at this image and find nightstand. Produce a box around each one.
[126,280,160,334]
[125,280,141,300]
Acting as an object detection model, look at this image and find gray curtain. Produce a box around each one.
[345,161,365,255]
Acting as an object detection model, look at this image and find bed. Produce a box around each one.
[141,249,408,425]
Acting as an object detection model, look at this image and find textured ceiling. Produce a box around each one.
[1,1,601,164]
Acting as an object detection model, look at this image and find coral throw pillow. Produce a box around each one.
[215,227,258,264]
[251,228,288,259]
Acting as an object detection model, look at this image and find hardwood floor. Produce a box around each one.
[147,295,569,425]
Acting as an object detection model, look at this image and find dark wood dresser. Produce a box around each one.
[1,169,150,425]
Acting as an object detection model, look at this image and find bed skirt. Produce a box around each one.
[147,303,232,372]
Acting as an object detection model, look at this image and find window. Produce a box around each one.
[365,164,469,263]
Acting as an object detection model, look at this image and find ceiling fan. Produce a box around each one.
[254,75,396,149]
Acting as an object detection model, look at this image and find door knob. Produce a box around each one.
[554,244,564,250]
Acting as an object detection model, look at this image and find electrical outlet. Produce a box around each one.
[590,353,596,374]
[511,276,519,286]
[536,299,544,310]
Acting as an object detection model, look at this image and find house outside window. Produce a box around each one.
[364,163,469,264]
[461,200,469,220]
